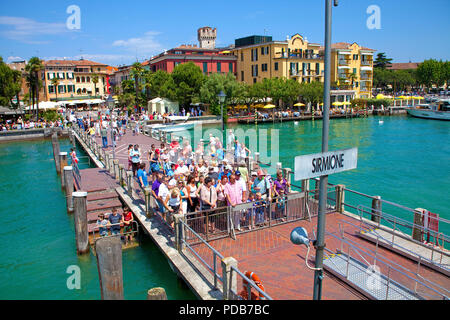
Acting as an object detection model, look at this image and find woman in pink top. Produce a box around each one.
[224,174,243,231]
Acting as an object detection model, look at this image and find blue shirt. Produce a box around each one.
[216,148,224,161]
[137,169,148,187]
[109,213,122,230]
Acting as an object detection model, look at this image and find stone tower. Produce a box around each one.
[198,27,217,49]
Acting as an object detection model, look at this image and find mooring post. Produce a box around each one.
[52,132,61,174]
[144,188,153,217]
[113,159,119,181]
[72,191,89,254]
[59,152,68,188]
[109,156,115,176]
[147,287,167,300]
[119,164,125,187]
[412,208,425,242]
[302,179,310,219]
[371,196,382,224]
[283,168,292,193]
[335,184,345,214]
[173,213,185,253]
[221,257,238,300]
[104,153,110,171]
[64,166,74,213]
[126,171,133,195]
[95,237,124,300]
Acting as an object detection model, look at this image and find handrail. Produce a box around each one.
[92,221,139,242]
[230,265,273,300]
[326,232,449,299]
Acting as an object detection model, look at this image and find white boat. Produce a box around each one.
[407,100,450,121]
[151,122,196,132]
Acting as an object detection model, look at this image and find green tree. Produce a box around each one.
[92,74,99,97]
[149,70,171,98]
[299,81,323,111]
[121,79,135,94]
[25,57,43,120]
[416,59,442,89]
[51,77,60,102]
[199,72,241,116]
[374,52,393,69]
[0,57,22,107]
[171,62,204,108]
[130,62,145,109]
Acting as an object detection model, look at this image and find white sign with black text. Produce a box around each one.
[294,148,358,181]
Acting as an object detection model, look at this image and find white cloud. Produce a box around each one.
[0,16,68,43]
[112,31,163,56]
[6,56,25,63]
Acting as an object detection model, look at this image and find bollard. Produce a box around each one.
[147,287,167,300]
[95,237,124,300]
[335,185,345,214]
[109,156,115,175]
[72,191,89,254]
[59,152,68,188]
[113,160,120,181]
[174,213,185,253]
[371,196,382,224]
[52,133,61,174]
[126,171,133,195]
[221,257,238,300]
[64,166,74,213]
[412,208,425,242]
[144,188,153,217]
[119,164,125,187]
[105,153,110,170]
[302,179,310,218]
[282,168,292,193]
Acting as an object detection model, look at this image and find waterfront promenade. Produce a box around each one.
[70,124,450,300]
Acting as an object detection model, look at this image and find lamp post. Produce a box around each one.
[312,0,338,301]
[106,94,115,159]
[218,90,226,132]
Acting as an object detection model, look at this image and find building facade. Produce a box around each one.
[232,34,324,85]
[329,42,375,99]
[149,45,237,75]
[43,59,110,101]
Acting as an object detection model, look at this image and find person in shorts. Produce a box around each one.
[108,208,122,236]
[122,207,134,244]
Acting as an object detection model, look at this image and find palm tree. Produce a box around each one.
[130,62,144,111]
[92,74,99,97]
[26,57,43,121]
[349,72,358,89]
[51,77,60,102]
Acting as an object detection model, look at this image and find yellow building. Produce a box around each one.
[232,34,324,85]
[43,59,110,101]
[329,42,375,99]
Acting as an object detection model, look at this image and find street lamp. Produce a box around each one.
[106,94,116,159]
[218,90,226,132]
[290,227,322,271]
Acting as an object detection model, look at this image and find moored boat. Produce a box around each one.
[406,99,450,121]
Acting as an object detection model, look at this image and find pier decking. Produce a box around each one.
[70,125,450,300]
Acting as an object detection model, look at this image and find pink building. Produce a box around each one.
[149,45,237,75]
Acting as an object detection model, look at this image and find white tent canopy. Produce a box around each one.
[25,101,58,110]
[148,97,179,114]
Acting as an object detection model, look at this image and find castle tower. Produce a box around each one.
[198,27,217,49]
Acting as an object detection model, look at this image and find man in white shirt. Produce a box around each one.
[175,160,189,176]
[157,176,171,215]
[235,170,247,202]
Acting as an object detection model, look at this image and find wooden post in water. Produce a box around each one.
[144,188,153,217]
[113,159,119,181]
[64,166,74,213]
[72,191,89,254]
[412,208,425,242]
[147,287,167,300]
[335,185,345,214]
[95,237,124,300]
[52,132,61,174]
[371,196,382,224]
[59,152,68,188]
[221,257,238,300]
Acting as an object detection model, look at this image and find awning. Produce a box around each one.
[360,66,373,71]
[338,51,352,55]
[338,66,351,69]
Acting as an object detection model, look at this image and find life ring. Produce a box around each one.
[239,271,266,300]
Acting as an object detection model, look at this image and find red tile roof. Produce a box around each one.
[44,59,107,67]
[387,62,420,70]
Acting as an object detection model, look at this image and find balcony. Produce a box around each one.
[360,86,372,92]
[361,60,372,66]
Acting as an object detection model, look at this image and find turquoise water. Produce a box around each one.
[0,138,195,300]
[189,115,450,236]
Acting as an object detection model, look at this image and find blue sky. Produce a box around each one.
[1,0,449,66]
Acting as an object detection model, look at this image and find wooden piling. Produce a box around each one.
[371,196,382,224]
[147,287,167,300]
[51,132,61,174]
[113,159,119,180]
[413,208,425,242]
[59,152,68,188]
[72,191,89,254]
[335,185,345,214]
[64,166,74,213]
[95,237,124,300]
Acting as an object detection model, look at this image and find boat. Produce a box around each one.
[151,121,196,132]
[406,99,450,121]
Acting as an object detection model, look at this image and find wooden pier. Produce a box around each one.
[65,124,449,300]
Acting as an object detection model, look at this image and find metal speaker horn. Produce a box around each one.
[290,227,310,246]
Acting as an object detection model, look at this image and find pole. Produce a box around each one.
[313,0,333,301]
[221,102,224,131]
[110,108,115,159]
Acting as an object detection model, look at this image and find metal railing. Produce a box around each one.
[325,231,449,300]
[91,221,140,243]
[229,266,273,300]
[185,206,229,244]
[179,218,225,291]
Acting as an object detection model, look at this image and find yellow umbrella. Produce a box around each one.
[413,96,424,100]
[397,96,410,99]
[294,102,305,107]
[376,94,385,99]
[342,101,352,105]
[332,101,344,106]
[263,104,276,109]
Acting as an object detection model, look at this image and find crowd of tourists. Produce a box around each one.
[0,116,65,131]
[126,131,291,232]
